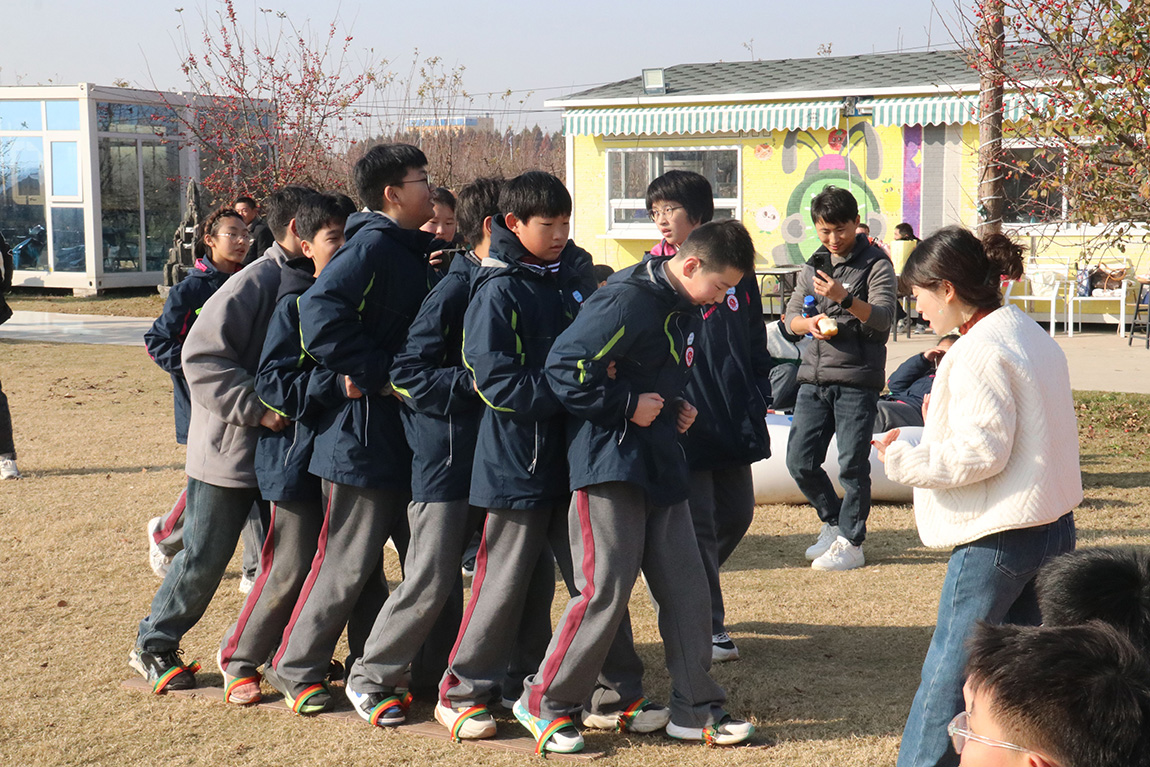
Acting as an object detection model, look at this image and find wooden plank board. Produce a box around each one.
[121,677,601,760]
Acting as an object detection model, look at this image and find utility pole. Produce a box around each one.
[977,0,1006,237]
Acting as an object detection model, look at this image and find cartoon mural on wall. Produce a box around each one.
[772,122,886,265]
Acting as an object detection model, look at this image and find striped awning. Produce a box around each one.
[862,93,1052,127]
[562,101,842,136]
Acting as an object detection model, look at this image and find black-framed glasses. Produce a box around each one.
[392,175,432,189]
[947,711,1035,757]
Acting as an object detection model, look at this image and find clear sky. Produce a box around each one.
[3,0,975,131]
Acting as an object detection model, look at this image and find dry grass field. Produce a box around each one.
[1,337,1147,766]
[5,287,165,318]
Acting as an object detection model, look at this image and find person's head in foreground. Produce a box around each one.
[957,621,1150,767]
[901,226,1024,335]
[1037,546,1150,653]
[499,171,572,263]
[666,219,754,306]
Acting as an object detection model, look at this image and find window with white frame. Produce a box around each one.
[606,147,740,233]
[1001,142,1066,225]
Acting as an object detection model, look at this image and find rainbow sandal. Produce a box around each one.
[434,702,497,741]
[347,686,413,727]
[513,700,585,754]
[263,664,331,715]
[129,647,200,694]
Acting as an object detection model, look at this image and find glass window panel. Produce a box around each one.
[1003,147,1064,224]
[0,100,42,131]
[608,148,739,230]
[0,137,47,270]
[45,100,80,131]
[96,102,180,136]
[98,138,141,272]
[141,142,182,272]
[51,142,80,197]
[51,207,86,272]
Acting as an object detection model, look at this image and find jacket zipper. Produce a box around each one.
[528,421,539,474]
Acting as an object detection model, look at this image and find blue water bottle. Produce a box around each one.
[802,295,817,337]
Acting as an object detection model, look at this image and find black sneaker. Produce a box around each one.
[346,684,411,727]
[129,647,199,693]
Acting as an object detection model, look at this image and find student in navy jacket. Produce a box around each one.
[216,192,352,707]
[642,171,773,663]
[439,173,659,746]
[142,209,249,583]
[875,335,957,432]
[344,178,497,727]
[519,221,759,752]
[270,145,437,712]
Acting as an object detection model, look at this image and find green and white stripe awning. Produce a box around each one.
[563,102,842,136]
[862,93,1052,127]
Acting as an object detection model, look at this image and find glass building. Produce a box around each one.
[0,84,198,293]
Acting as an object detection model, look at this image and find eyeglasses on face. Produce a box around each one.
[392,175,432,189]
[214,232,251,243]
[649,205,684,221]
[947,711,1036,757]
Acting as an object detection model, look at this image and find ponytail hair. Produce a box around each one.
[901,226,1024,311]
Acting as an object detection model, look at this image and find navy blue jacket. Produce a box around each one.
[464,218,596,511]
[391,251,483,503]
[298,212,436,489]
[546,258,701,507]
[883,353,936,410]
[680,272,773,470]
[253,258,340,502]
[144,257,230,444]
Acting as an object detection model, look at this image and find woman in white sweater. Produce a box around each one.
[874,227,1081,767]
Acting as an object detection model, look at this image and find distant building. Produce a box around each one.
[404,115,495,134]
[0,83,201,294]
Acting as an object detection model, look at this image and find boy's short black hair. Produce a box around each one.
[234,195,257,208]
[592,263,615,284]
[295,192,355,243]
[645,170,714,225]
[354,143,429,211]
[677,219,755,275]
[810,186,860,226]
[965,622,1150,767]
[895,222,917,239]
[1037,547,1150,652]
[456,177,503,248]
[430,187,456,211]
[265,184,318,240]
[499,171,571,221]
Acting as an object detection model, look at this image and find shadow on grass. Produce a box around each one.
[32,464,185,477]
[1081,470,1150,489]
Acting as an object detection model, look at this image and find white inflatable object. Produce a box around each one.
[751,413,921,504]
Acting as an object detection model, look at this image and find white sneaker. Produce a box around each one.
[435,701,497,740]
[0,457,21,480]
[146,516,172,578]
[811,536,865,571]
[239,573,256,594]
[666,714,755,745]
[711,632,740,663]
[804,523,838,561]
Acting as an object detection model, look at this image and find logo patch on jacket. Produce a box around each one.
[685,346,695,367]
[572,290,584,303]
[726,293,739,312]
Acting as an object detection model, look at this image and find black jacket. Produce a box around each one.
[883,353,936,410]
[144,257,231,444]
[463,217,596,510]
[546,258,701,506]
[391,251,483,503]
[298,212,436,488]
[0,232,12,326]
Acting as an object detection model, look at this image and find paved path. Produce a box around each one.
[3,311,1149,393]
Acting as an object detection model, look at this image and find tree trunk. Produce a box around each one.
[977,0,1006,238]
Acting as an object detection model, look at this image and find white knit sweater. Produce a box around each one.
[884,305,1083,548]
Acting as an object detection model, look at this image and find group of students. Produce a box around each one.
[132,144,774,753]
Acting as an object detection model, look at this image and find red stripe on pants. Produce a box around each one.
[272,491,333,668]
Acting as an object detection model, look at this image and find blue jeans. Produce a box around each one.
[136,478,267,651]
[896,513,1076,767]
[785,383,878,545]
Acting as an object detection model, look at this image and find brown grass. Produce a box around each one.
[6,287,164,318]
[1,338,1146,766]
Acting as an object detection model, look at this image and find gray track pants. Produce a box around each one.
[347,499,486,692]
[688,465,755,636]
[269,480,407,685]
[521,482,727,728]
[218,497,324,678]
[440,501,645,713]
